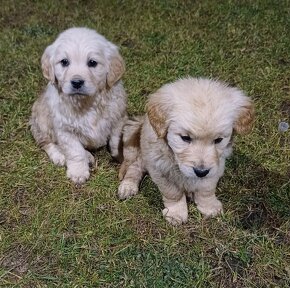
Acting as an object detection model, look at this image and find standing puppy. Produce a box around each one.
[30,27,127,184]
[118,78,254,225]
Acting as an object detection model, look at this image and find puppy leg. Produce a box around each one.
[30,99,66,166]
[42,143,65,166]
[151,175,188,225]
[194,182,223,217]
[162,194,188,225]
[58,134,90,184]
[118,116,144,180]
[118,157,145,199]
[108,117,127,162]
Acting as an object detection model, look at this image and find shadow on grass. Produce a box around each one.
[139,148,290,234]
[221,149,290,232]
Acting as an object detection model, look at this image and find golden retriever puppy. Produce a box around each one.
[30,27,127,184]
[118,78,254,225]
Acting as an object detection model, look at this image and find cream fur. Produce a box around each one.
[30,27,127,184]
[118,78,254,225]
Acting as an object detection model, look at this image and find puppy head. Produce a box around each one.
[147,78,254,179]
[41,27,125,96]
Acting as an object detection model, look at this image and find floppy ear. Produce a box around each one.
[146,93,169,138]
[234,100,255,134]
[106,51,125,88]
[41,45,55,84]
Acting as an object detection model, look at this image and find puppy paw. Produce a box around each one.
[66,163,90,184]
[162,207,188,226]
[118,181,138,199]
[51,152,66,166]
[197,199,223,218]
[86,151,97,170]
[45,144,65,166]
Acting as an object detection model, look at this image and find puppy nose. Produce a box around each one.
[71,79,84,89]
[193,167,210,178]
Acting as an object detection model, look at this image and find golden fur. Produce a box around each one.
[118,78,254,225]
[30,27,127,184]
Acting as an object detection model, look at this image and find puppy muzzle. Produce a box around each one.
[71,79,84,89]
[193,167,210,178]
[69,77,89,95]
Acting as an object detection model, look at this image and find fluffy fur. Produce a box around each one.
[118,78,254,225]
[30,27,127,184]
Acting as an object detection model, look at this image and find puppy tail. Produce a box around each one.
[118,116,144,180]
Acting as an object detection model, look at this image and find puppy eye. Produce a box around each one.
[88,60,98,68]
[180,135,192,143]
[60,59,69,67]
[214,137,223,144]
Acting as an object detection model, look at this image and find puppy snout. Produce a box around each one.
[193,167,210,178]
[71,79,84,89]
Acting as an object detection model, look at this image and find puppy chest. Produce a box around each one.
[61,113,113,147]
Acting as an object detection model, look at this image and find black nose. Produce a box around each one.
[71,79,84,89]
[193,167,210,178]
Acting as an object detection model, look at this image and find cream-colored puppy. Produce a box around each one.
[30,27,127,184]
[118,78,254,225]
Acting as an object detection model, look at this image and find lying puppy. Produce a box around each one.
[30,27,127,184]
[118,78,254,225]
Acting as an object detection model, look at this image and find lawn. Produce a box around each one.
[0,0,289,287]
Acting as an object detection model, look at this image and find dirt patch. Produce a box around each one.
[205,250,252,288]
[239,202,268,230]
[280,100,290,118]
[272,228,290,246]
[130,215,167,241]
[0,4,33,29]
[121,38,136,49]
[13,187,29,205]
[12,186,33,224]
[239,200,285,234]
[0,244,60,284]
[278,59,289,66]
[222,251,251,277]
[0,245,31,276]
[0,211,7,225]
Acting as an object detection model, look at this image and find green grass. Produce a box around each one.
[0,0,290,286]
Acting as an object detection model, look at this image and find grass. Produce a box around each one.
[0,0,290,286]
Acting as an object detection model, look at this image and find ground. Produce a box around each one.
[0,0,290,287]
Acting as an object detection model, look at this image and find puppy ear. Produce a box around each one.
[41,45,55,83]
[234,100,255,135]
[106,51,125,88]
[146,93,169,138]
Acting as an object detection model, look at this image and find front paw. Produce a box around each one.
[86,151,97,170]
[162,206,188,226]
[196,199,223,218]
[45,144,65,166]
[118,181,138,199]
[51,151,65,166]
[66,163,90,184]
